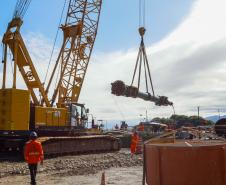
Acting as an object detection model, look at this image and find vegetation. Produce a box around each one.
[151,114,214,128]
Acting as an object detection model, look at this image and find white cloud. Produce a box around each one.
[80,0,226,120]
[2,0,226,123]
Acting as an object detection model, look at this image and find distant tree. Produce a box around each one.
[152,114,214,128]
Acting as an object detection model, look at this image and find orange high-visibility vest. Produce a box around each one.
[139,124,145,131]
[24,140,44,164]
[130,134,139,154]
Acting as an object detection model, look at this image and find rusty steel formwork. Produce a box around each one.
[111,80,173,106]
[215,118,226,137]
[143,139,226,185]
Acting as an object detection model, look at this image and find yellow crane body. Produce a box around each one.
[0,0,120,156]
[35,106,68,127]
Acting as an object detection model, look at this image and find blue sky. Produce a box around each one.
[0,0,194,52]
[3,0,226,123]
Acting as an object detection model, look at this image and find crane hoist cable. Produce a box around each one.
[139,0,146,28]
[111,95,126,121]
[43,0,67,85]
[13,0,32,19]
[132,0,155,96]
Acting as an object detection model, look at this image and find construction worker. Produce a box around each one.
[138,122,145,132]
[130,131,139,157]
[24,131,44,185]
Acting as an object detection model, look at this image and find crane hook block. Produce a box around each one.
[139,27,146,37]
[111,80,173,106]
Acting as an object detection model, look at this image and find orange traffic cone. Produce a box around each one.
[100,172,106,185]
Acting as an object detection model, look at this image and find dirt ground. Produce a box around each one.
[0,167,143,185]
[0,149,144,185]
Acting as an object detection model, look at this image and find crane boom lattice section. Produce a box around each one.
[50,0,102,106]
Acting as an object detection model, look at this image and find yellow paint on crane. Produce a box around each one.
[35,106,68,127]
[0,88,30,130]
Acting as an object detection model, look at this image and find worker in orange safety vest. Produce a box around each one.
[24,132,44,185]
[130,131,139,157]
[138,122,145,132]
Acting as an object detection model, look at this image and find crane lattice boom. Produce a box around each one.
[48,0,102,107]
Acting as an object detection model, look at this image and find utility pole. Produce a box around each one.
[218,109,220,120]
[197,106,200,125]
[197,106,200,119]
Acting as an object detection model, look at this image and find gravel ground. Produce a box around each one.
[0,167,144,185]
[0,149,143,185]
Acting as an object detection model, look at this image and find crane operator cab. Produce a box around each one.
[69,103,89,128]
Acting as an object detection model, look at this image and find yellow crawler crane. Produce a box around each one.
[0,0,120,156]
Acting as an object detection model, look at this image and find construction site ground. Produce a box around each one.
[0,149,143,185]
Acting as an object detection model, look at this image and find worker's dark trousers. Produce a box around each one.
[28,163,38,185]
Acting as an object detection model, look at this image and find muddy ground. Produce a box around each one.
[0,149,144,185]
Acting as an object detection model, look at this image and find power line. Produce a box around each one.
[44,0,67,85]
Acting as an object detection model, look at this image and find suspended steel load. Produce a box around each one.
[111,27,173,106]
[111,0,173,106]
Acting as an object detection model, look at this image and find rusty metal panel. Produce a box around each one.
[145,141,226,185]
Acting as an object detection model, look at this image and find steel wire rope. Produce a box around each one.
[1,44,6,88]
[1,44,5,87]
[20,0,32,18]
[143,48,149,93]
[13,0,22,18]
[13,0,20,18]
[139,0,141,27]
[143,44,155,96]
[1,43,4,63]
[43,0,67,86]
[19,0,27,18]
[13,0,31,19]
[54,60,61,94]
[139,0,146,27]
[111,94,126,121]
[9,53,14,80]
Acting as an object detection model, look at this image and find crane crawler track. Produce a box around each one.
[38,135,121,156]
